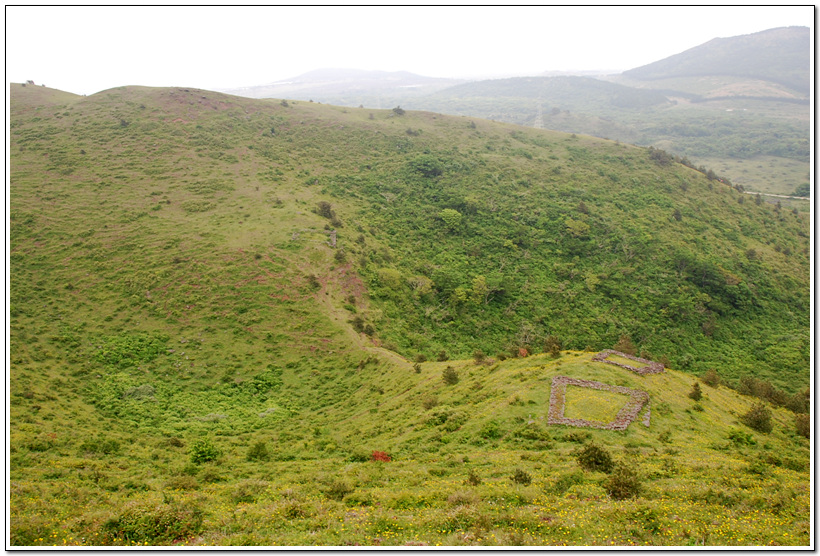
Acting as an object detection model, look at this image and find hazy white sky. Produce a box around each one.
[6,5,814,96]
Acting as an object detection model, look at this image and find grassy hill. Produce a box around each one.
[229,28,810,201]
[401,75,809,194]
[622,27,810,96]
[9,83,811,547]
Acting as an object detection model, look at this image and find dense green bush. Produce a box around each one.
[702,369,721,388]
[465,470,482,486]
[795,413,810,439]
[604,463,642,500]
[325,480,354,501]
[561,431,591,443]
[347,448,371,463]
[78,437,121,456]
[511,468,532,486]
[727,428,756,446]
[189,439,220,464]
[102,501,204,544]
[95,333,168,369]
[512,422,552,444]
[246,441,270,462]
[232,480,268,504]
[479,420,503,440]
[552,470,586,495]
[442,366,459,385]
[576,443,614,473]
[740,403,773,433]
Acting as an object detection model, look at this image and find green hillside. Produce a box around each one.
[403,76,809,169]
[9,84,811,547]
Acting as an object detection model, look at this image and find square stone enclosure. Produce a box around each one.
[548,376,650,430]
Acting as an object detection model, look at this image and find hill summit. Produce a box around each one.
[623,26,810,95]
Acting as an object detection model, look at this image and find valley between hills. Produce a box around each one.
[8,82,810,547]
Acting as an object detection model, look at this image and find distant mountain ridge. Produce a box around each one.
[220,68,465,102]
[622,26,809,95]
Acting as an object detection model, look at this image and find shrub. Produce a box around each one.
[741,403,773,433]
[472,350,486,364]
[745,459,771,476]
[246,441,270,462]
[552,470,586,495]
[465,470,482,486]
[371,450,391,462]
[795,413,810,438]
[198,466,223,483]
[511,468,532,486]
[189,439,220,464]
[306,274,321,291]
[447,490,479,506]
[702,369,721,388]
[350,315,365,332]
[422,396,438,410]
[413,363,422,374]
[347,448,371,463]
[78,437,121,456]
[102,501,204,544]
[442,366,459,385]
[479,420,503,439]
[414,353,427,363]
[688,382,703,401]
[436,350,449,362]
[165,475,198,491]
[232,479,268,504]
[613,334,637,355]
[561,431,591,443]
[512,422,552,444]
[605,463,642,500]
[727,428,756,446]
[325,480,354,501]
[576,443,614,473]
[344,490,373,507]
[164,436,184,448]
[786,388,810,414]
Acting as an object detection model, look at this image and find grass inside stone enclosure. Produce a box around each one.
[563,385,633,423]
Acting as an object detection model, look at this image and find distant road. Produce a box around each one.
[742,191,810,200]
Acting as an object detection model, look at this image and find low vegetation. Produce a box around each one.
[8,84,809,547]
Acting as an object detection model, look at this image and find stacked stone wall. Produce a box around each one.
[592,349,665,375]
[548,376,650,430]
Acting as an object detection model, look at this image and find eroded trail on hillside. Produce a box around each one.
[284,249,412,370]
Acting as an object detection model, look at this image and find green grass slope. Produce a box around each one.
[8,84,811,547]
